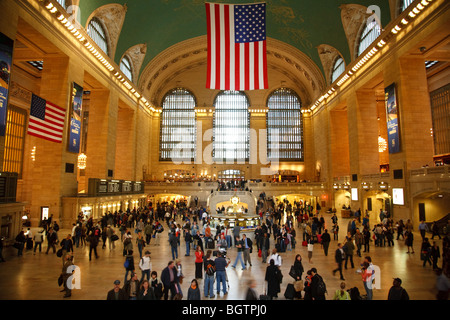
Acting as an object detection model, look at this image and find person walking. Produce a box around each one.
[60,253,74,298]
[161,261,178,300]
[139,250,152,282]
[204,250,216,298]
[260,232,270,263]
[405,230,415,254]
[45,228,58,255]
[333,243,345,281]
[363,226,371,253]
[184,227,193,256]
[419,221,428,240]
[265,259,282,299]
[354,228,363,257]
[421,237,432,267]
[343,236,355,269]
[242,234,253,267]
[33,229,44,254]
[106,225,115,250]
[60,234,74,263]
[232,236,246,270]
[431,241,441,270]
[88,228,100,261]
[169,231,178,260]
[431,221,441,240]
[123,250,135,284]
[321,229,331,256]
[291,254,304,299]
[307,237,314,263]
[136,232,145,259]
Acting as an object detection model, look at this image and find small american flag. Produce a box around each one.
[27,94,66,143]
[206,2,268,91]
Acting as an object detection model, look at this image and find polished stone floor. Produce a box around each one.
[0,212,445,300]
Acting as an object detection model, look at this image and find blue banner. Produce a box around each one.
[0,33,14,137]
[68,118,81,153]
[385,83,400,154]
[68,82,83,153]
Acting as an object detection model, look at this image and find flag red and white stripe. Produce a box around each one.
[206,2,268,91]
[27,94,66,143]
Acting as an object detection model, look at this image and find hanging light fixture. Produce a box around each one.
[78,153,87,170]
[378,136,388,153]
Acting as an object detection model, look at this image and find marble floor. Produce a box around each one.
[0,212,445,300]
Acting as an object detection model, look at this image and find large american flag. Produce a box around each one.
[27,94,66,143]
[206,2,268,91]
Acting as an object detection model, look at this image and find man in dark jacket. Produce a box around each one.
[123,272,140,300]
[310,268,326,300]
[260,233,270,263]
[321,229,331,256]
[332,243,345,281]
[106,280,127,300]
[387,278,409,300]
[45,228,58,254]
[88,227,100,261]
[161,261,178,300]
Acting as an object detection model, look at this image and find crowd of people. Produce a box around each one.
[2,196,450,301]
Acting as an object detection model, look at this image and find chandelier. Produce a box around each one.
[378,136,388,153]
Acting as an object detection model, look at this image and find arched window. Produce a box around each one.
[87,17,109,55]
[400,0,415,13]
[357,19,381,57]
[120,55,133,82]
[160,88,197,162]
[267,88,303,161]
[213,91,250,162]
[331,57,345,83]
[56,0,67,10]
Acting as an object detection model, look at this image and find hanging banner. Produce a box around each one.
[68,82,83,153]
[0,33,14,137]
[385,83,401,154]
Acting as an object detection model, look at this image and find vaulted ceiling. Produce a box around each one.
[78,0,392,82]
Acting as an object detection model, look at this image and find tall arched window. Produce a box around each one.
[120,55,133,82]
[213,91,250,162]
[160,88,196,162]
[267,88,303,161]
[56,0,68,10]
[357,19,381,57]
[400,0,415,13]
[87,17,109,55]
[331,57,345,83]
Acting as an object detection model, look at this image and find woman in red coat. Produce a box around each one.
[194,246,204,279]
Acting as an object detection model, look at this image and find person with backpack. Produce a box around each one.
[343,236,355,269]
[139,250,152,282]
[123,250,135,284]
[310,268,327,300]
[203,250,216,298]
